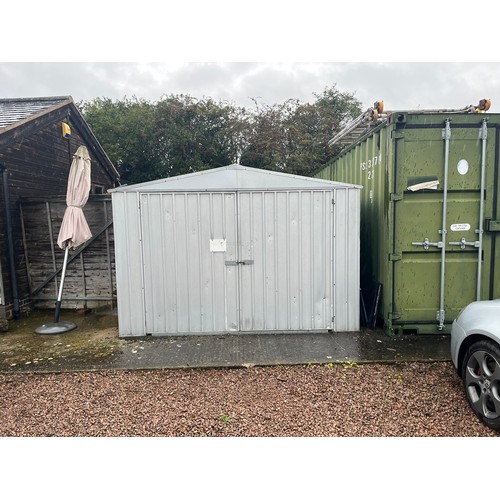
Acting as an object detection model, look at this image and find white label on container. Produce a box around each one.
[210,239,227,252]
[450,223,471,232]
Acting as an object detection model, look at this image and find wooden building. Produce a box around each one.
[0,96,120,319]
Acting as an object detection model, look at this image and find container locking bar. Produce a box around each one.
[437,118,452,330]
[412,238,443,250]
[476,119,488,300]
[449,237,480,250]
[437,309,445,324]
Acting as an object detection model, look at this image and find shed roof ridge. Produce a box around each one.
[109,163,362,193]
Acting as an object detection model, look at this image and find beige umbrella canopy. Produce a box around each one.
[36,145,92,334]
[57,145,92,249]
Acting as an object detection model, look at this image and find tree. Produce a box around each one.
[240,98,298,172]
[241,85,362,176]
[81,97,158,183]
[81,84,362,183]
[154,94,250,176]
[82,95,250,184]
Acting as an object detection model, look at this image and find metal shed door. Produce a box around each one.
[140,192,239,334]
[237,190,334,331]
[140,190,334,334]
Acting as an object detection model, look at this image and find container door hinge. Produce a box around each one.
[390,193,403,202]
[388,312,401,320]
[389,253,401,261]
[485,219,500,232]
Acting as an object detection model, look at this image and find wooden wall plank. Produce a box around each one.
[0,116,117,317]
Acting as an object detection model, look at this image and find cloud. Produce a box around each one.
[1,62,500,113]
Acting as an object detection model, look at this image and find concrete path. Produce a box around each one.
[0,310,451,374]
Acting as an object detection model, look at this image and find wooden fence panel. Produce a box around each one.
[20,195,116,310]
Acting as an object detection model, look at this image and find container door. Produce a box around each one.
[392,122,489,330]
[487,126,500,301]
[140,192,239,334]
[237,190,334,331]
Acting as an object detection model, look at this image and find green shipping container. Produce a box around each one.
[317,105,500,335]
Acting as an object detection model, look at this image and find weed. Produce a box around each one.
[341,360,358,369]
[220,414,231,424]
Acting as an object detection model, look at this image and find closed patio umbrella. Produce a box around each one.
[36,146,92,334]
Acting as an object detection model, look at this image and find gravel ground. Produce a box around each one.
[0,361,498,437]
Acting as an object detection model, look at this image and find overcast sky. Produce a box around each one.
[2,62,500,113]
[3,2,500,115]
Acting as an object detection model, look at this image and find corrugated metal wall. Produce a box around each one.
[317,112,500,334]
[141,191,238,334]
[113,186,359,336]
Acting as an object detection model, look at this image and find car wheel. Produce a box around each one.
[462,340,500,431]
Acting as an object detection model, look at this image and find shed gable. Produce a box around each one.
[111,164,360,193]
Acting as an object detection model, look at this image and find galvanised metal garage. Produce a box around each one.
[110,164,361,336]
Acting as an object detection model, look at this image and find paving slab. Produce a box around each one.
[0,309,451,374]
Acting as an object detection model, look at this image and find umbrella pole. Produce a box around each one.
[54,244,70,323]
[35,244,76,335]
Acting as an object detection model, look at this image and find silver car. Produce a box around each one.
[451,299,500,430]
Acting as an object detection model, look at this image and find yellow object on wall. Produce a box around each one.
[62,122,71,139]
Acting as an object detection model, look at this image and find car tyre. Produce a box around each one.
[462,339,500,431]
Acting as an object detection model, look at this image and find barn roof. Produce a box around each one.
[0,96,72,129]
[0,96,119,183]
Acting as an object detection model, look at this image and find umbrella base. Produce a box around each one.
[35,321,77,335]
